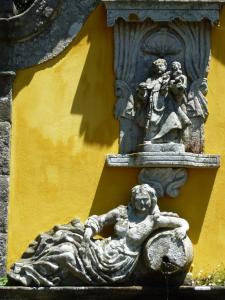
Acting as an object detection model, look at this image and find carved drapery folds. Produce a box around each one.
[8,184,193,286]
[105,0,220,168]
[114,20,211,154]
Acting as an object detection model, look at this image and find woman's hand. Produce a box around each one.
[79,227,93,254]
[173,227,187,240]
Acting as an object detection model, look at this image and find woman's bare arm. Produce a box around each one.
[154,215,189,239]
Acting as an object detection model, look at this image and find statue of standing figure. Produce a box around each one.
[135,59,191,148]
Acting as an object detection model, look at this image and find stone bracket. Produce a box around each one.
[138,168,188,198]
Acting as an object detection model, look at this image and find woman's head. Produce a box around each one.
[131,184,158,213]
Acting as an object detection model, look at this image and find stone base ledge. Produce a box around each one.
[1,286,225,300]
[106,153,220,168]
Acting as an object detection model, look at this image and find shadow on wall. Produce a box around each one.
[89,165,140,216]
[13,4,117,147]
[159,168,218,244]
[88,165,140,237]
[88,165,218,244]
[70,7,117,146]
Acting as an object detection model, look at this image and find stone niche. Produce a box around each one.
[104,0,221,169]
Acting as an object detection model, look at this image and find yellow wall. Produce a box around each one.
[7,5,225,275]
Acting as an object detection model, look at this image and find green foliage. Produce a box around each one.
[0,277,8,286]
[193,265,225,286]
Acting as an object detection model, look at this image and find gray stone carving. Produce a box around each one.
[113,20,211,154]
[103,1,223,26]
[106,153,220,168]
[138,168,188,198]
[8,184,192,286]
[144,229,193,274]
[0,122,11,176]
[134,59,191,150]
[0,71,15,276]
[0,0,101,69]
[0,0,63,42]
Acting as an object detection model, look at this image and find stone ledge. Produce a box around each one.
[106,153,220,168]
[1,286,225,300]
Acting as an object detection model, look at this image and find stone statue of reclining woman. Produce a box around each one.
[8,184,191,286]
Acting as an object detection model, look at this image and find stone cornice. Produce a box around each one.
[103,0,225,25]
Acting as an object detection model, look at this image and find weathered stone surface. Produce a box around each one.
[0,71,16,99]
[0,176,9,233]
[0,122,11,176]
[0,202,8,234]
[0,176,9,204]
[0,233,7,276]
[103,0,222,26]
[0,0,63,42]
[0,72,14,278]
[0,234,7,254]
[144,230,193,274]
[8,184,191,286]
[137,143,186,153]
[138,168,188,198]
[133,60,191,149]
[0,98,11,122]
[1,0,100,69]
[106,153,220,168]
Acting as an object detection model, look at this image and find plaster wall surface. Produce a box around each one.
[7,5,225,276]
